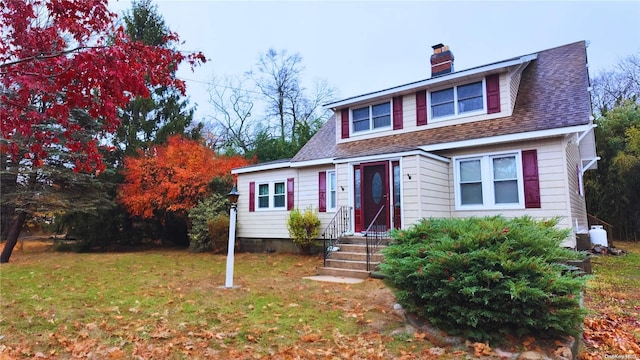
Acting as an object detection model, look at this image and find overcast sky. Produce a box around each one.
[108,0,640,122]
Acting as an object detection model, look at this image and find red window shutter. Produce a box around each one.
[318,171,326,212]
[249,182,255,212]
[341,109,350,139]
[486,74,501,114]
[416,91,427,126]
[393,96,403,130]
[522,150,541,208]
[287,178,294,210]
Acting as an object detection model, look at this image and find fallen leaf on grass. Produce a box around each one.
[583,315,640,354]
[107,347,124,358]
[413,332,427,341]
[300,333,322,342]
[472,342,492,357]
[150,331,172,339]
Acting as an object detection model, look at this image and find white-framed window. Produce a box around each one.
[258,183,269,209]
[352,101,391,133]
[454,151,524,209]
[430,80,484,119]
[327,170,337,211]
[257,181,287,209]
[273,182,285,208]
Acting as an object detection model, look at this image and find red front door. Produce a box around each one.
[359,162,390,232]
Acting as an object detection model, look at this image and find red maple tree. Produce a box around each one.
[0,0,205,262]
[0,0,205,172]
[118,135,250,219]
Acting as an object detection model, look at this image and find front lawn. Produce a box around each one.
[580,241,640,358]
[0,241,442,359]
[2,240,638,359]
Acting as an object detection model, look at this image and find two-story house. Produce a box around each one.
[231,41,597,254]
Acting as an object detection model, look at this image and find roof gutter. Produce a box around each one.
[325,54,537,109]
[333,149,450,164]
[290,158,335,168]
[232,161,291,174]
[418,123,594,152]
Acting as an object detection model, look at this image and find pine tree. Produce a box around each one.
[111,0,202,163]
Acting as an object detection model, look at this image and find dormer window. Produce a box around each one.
[352,102,391,133]
[431,80,484,119]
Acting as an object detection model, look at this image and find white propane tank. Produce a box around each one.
[589,225,608,247]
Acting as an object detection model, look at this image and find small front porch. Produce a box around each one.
[317,206,392,279]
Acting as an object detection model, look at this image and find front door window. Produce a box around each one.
[360,162,390,232]
[371,172,383,204]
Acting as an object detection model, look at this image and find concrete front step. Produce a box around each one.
[316,266,371,279]
[325,258,381,271]
[317,235,390,278]
[329,251,384,262]
[340,235,391,246]
[332,243,386,253]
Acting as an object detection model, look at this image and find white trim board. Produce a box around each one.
[419,124,594,152]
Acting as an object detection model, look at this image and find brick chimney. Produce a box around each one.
[431,43,454,77]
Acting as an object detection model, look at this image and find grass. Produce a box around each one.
[0,241,433,359]
[584,241,640,315]
[2,240,639,359]
[580,241,640,357]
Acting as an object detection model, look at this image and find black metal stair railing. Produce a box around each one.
[321,206,352,267]
[364,205,388,271]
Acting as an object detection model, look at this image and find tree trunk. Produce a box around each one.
[1,207,15,240]
[1,157,17,241]
[0,211,27,263]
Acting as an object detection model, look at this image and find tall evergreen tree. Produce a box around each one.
[55,0,207,249]
[1,111,115,261]
[111,0,202,163]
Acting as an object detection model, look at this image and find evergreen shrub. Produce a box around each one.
[380,216,588,343]
[188,194,228,252]
[207,215,230,254]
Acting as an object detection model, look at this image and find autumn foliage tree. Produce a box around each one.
[0,0,205,262]
[56,0,205,250]
[118,135,249,243]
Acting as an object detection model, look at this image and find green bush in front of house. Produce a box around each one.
[207,215,230,254]
[188,194,228,253]
[380,216,588,344]
[287,207,321,251]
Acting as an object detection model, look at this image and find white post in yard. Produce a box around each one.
[225,185,240,288]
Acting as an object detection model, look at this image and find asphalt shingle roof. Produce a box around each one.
[291,115,336,162]
[292,41,591,163]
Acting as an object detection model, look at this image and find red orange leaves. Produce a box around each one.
[118,136,249,218]
[582,315,640,356]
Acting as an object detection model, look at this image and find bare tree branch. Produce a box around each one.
[591,52,640,114]
[207,75,256,153]
[0,45,107,69]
